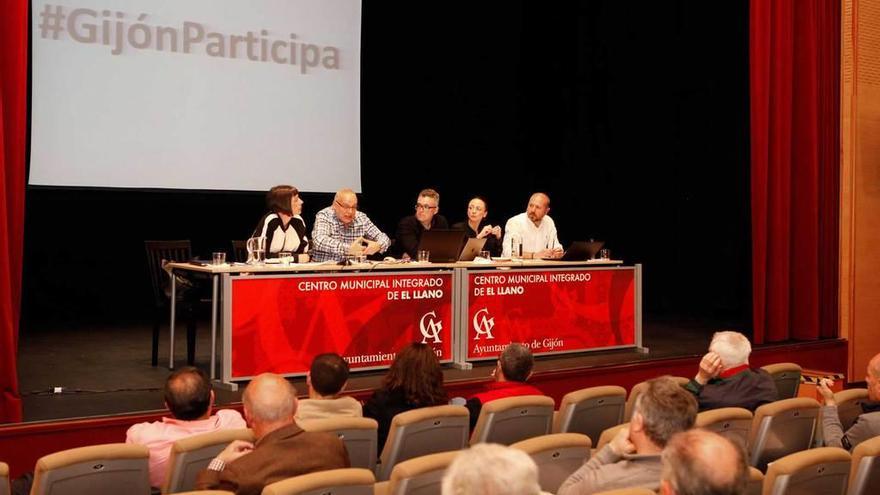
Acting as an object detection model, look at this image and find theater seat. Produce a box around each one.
[511,433,591,494]
[762,447,850,495]
[848,435,880,495]
[299,417,379,473]
[747,466,764,495]
[553,386,626,442]
[833,388,869,431]
[30,443,150,495]
[470,395,554,446]
[624,377,689,422]
[164,428,255,494]
[748,397,820,472]
[374,451,458,495]
[594,423,628,452]
[695,407,753,450]
[260,468,375,495]
[760,362,802,400]
[0,461,9,495]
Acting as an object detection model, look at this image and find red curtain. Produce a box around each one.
[0,0,28,422]
[750,0,840,344]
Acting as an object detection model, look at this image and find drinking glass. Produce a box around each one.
[212,252,226,265]
[479,250,491,260]
[417,250,430,262]
[598,248,610,260]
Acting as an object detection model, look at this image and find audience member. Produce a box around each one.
[452,196,502,257]
[660,429,749,495]
[195,373,349,495]
[395,188,449,259]
[819,351,880,451]
[311,188,390,262]
[295,352,362,421]
[441,443,542,495]
[557,376,698,495]
[684,331,777,411]
[465,343,543,429]
[252,184,310,261]
[363,343,448,452]
[125,366,246,488]
[502,192,563,259]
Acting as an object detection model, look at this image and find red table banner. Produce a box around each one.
[465,267,636,360]
[229,271,453,378]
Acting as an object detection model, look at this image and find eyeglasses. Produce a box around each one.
[415,203,438,211]
[334,200,358,211]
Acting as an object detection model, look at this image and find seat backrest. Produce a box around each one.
[31,443,151,495]
[762,447,850,495]
[748,398,820,472]
[594,423,629,452]
[145,240,192,306]
[554,386,626,441]
[511,433,591,494]
[231,240,248,263]
[298,417,379,473]
[848,434,880,495]
[376,405,468,481]
[470,395,555,445]
[833,388,869,431]
[747,466,764,495]
[695,407,753,450]
[261,468,376,495]
[0,461,9,495]
[760,362,802,400]
[387,451,458,495]
[624,377,689,422]
[164,428,255,493]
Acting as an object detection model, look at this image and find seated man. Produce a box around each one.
[683,330,777,411]
[295,352,363,421]
[394,188,449,259]
[557,376,698,495]
[442,443,542,495]
[659,429,749,495]
[125,366,246,489]
[311,188,390,262]
[465,343,543,430]
[819,351,880,451]
[196,373,350,495]
[501,192,563,259]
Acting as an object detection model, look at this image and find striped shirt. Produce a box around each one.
[311,206,390,262]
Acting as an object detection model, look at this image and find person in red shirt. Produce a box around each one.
[465,343,544,429]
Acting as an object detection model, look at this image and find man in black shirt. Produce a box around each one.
[394,188,448,259]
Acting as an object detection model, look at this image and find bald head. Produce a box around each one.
[526,192,551,225]
[867,353,880,401]
[243,373,298,425]
[332,189,358,224]
[661,429,748,495]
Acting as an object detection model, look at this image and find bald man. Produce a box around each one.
[311,188,390,262]
[819,352,880,451]
[660,429,749,495]
[195,373,349,495]
[502,192,563,259]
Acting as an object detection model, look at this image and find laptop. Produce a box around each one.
[416,229,466,262]
[548,240,605,261]
[458,237,487,261]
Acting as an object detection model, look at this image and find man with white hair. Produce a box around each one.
[195,373,349,495]
[311,188,390,262]
[660,429,749,495]
[684,330,777,411]
[818,351,880,451]
[442,443,542,495]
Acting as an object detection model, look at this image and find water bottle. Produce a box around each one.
[510,233,522,259]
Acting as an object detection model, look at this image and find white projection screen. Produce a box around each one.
[29,0,361,192]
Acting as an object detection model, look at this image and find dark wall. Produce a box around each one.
[21,1,751,328]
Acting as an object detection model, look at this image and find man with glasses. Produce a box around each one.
[311,188,390,262]
[394,188,449,259]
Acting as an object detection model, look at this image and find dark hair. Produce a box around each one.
[164,366,212,420]
[381,343,447,406]
[266,185,299,216]
[635,376,698,447]
[499,343,533,382]
[310,353,350,396]
[469,196,489,211]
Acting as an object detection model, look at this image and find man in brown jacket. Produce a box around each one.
[196,373,350,495]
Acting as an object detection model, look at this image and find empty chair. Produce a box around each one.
[695,407,753,449]
[553,386,626,442]
[261,468,375,495]
[231,240,248,263]
[760,362,802,399]
[748,397,820,472]
[848,434,880,495]
[747,466,764,495]
[833,388,869,431]
[298,417,379,472]
[594,423,628,452]
[511,433,591,494]
[374,405,468,481]
[470,395,555,445]
[30,443,151,495]
[0,461,8,495]
[164,428,255,494]
[374,451,458,495]
[624,376,689,421]
[761,447,850,495]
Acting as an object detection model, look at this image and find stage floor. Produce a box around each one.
[18,314,733,423]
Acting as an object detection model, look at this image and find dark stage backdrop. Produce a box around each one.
[21,2,750,329]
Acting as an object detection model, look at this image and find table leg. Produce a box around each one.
[169,270,176,369]
[211,274,218,380]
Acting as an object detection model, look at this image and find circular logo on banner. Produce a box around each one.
[472,308,496,340]
[419,311,443,344]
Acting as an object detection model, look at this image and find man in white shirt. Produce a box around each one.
[502,192,563,259]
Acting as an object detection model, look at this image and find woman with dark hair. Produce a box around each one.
[252,184,309,261]
[363,342,448,452]
[452,196,503,257]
